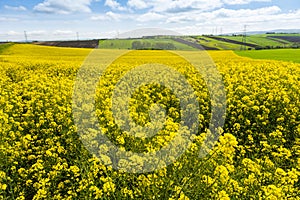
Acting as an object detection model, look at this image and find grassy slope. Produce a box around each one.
[222,34,300,47]
[99,39,132,49]
[235,49,300,63]
[195,36,242,50]
[193,33,300,50]
[99,38,197,50]
[221,35,289,47]
[0,43,14,54]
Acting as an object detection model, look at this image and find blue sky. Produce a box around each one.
[0,0,299,41]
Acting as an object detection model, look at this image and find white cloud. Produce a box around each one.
[4,5,27,11]
[137,12,165,22]
[158,0,223,13]
[106,11,122,20]
[53,30,74,35]
[126,0,274,14]
[153,6,282,25]
[28,30,47,36]
[33,0,93,14]
[5,31,21,36]
[136,5,295,35]
[104,0,126,11]
[211,6,281,18]
[0,17,19,21]
[91,11,122,21]
[90,15,107,20]
[178,6,295,34]
[166,15,194,23]
[127,0,148,9]
[222,0,271,5]
[125,0,223,13]
[127,4,282,25]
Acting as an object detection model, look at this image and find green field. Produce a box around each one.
[99,38,197,50]
[221,35,289,48]
[99,39,132,49]
[0,43,13,54]
[221,34,300,48]
[235,49,300,63]
[193,36,242,50]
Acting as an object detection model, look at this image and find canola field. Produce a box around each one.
[0,44,299,199]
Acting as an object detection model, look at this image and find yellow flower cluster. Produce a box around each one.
[0,44,299,199]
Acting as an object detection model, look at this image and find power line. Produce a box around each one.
[241,25,248,50]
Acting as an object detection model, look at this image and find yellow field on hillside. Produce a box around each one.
[0,44,299,199]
